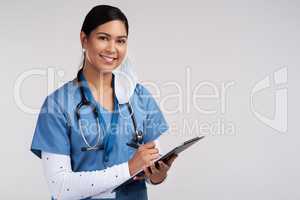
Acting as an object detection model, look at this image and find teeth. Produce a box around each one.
[101,55,115,62]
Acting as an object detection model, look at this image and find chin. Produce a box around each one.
[94,62,120,73]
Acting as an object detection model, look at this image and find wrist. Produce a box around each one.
[128,159,138,176]
[150,174,167,185]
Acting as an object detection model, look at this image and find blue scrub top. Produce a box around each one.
[30,72,169,199]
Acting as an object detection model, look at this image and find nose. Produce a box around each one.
[106,40,117,54]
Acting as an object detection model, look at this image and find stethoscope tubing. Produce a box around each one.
[76,68,143,151]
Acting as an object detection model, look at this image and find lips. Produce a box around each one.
[99,54,117,63]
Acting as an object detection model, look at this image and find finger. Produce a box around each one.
[150,165,160,174]
[147,148,159,155]
[159,161,170,172]
[166,154,178,166]
[149,153,160,161]
[133,175,145,181]
[143,142,156,149]
[144,167,152,178]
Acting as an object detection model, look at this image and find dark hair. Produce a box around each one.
[81,5,129,37]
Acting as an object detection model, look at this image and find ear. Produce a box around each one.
[80,31,88,50]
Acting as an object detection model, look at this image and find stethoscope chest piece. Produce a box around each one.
[127,130,143,149]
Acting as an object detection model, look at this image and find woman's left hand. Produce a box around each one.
[134,154,178,184]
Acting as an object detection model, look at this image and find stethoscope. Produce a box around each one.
[75,68,144,152]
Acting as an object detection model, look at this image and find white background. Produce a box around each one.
[1,0,300,199]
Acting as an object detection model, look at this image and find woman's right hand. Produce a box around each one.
[128,142,160,176]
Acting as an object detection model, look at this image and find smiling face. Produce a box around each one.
[80,20,128,73]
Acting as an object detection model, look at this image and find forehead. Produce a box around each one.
[92,20,127,36]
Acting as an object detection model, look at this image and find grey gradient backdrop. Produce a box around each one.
[1,0,300,199]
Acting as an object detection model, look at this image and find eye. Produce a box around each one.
[98,36,109,41]
[117,39,126,44]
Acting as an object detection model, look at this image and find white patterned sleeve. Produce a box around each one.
[41,151,130,200]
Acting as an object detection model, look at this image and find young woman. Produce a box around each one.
[30,5,177,200]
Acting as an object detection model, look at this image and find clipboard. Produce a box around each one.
[113,136,205,192]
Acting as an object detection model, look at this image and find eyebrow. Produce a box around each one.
[96,32,127,39]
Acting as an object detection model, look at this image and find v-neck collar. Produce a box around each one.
[78,71,117,113]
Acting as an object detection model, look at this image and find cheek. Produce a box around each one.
[87,44,105,63]
[118,47,127,59]
[87,38,105,52]
[116,50,127,66]
[91,41,106,53]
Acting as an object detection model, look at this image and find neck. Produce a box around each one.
[82,65,113,92]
